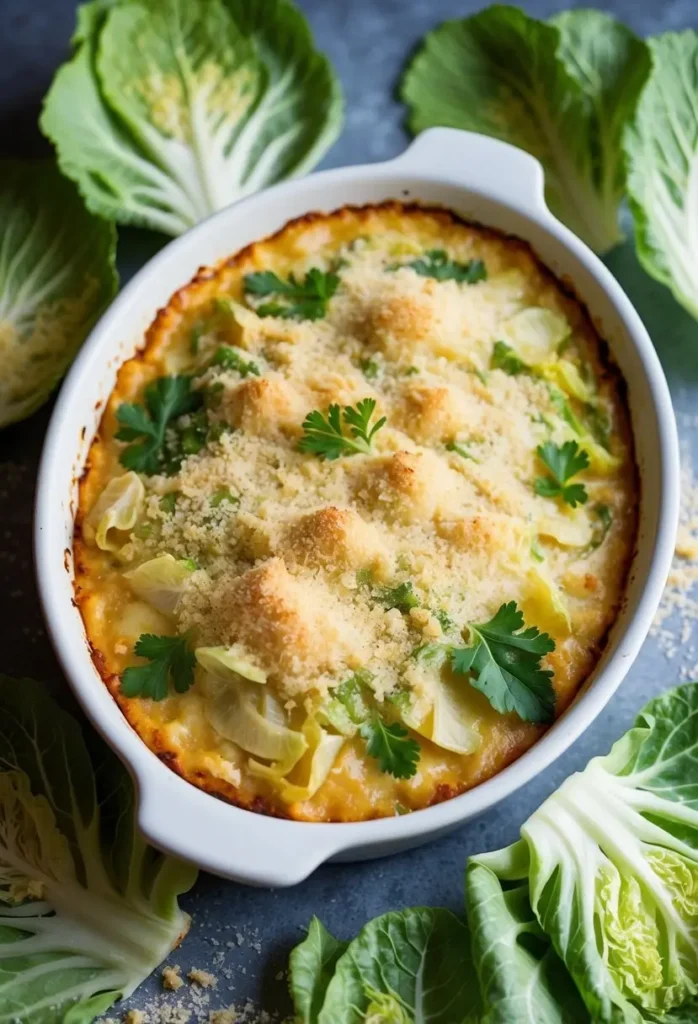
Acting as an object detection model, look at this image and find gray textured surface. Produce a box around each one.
[1,0,698,1018]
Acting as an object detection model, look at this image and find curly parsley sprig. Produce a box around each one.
[299,398,386,459]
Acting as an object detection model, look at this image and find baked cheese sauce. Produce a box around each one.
[75,204,637,822]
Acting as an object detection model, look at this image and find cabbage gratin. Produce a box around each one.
[74,203,637,822]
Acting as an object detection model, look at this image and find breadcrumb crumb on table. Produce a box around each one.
[188,967,218,988]
[162,964,185,990]
[208,1009,238,1024]
[155,1009,191,1024]
[652,455,698,674]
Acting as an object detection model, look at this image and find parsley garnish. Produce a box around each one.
[588,503,613,551]
[534,440,589,507]
[244,268,340,321]
[210,485,239,508]
[211,346,260,378]
[412,642,448,666]
[434,609,456,633]
[360,358,380,380]
[584,402,612,450]
[356,567,374,588]
[116,376,203,476]
[375,581,419,613]
[159,492,178,514]
[546,384,584,434]
[299,398,386,459]
[179,409,210,457]
[491,340,527,376]
[531,536,545,563]
[393,249,487,284]
[208,421,232,443]
[190,323,204,354]
[446,441,480,463]
[205,381,224,409]
[325,672,420,779]
[451,602,556,724]
[329,673,372,727]
[120,633,196,701]
[359,713,420,779]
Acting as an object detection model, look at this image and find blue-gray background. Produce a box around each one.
[2,0,697,1016]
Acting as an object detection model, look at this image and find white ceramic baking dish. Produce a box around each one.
[36,129,680,886]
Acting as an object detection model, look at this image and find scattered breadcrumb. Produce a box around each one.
[162,964,185,991]
[188,968,217,988]
[208,1010,238,1024]
[652,451,698,676]
[156,1009,191,1024]
[108,903,284,1022]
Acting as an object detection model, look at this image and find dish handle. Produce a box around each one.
[133,758,344,887]
[392,128,548,220]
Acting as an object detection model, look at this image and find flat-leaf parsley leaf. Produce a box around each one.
[491,340,528,375]
[451,601,556,723]
[446,441,480,463]
[299,398,386,459]
[325,673,421,778]
[360,712,420,779]
[588,502,613,551]
[393,249,487,283]
[211,346,260,377]
[534,440,589,507]
[120,633,196,701]
[375,581,419,613]
[116,375,203,476]
[244,268,339,320]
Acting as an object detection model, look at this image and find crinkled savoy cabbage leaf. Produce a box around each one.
[401,6,648,253]
[0,160,117,428]
[625,31,698,320]
[0,675,197,1022]
[41,0,342,236]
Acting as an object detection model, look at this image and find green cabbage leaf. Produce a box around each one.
[0,675,197,1022]
[124,553,195,613]
[41,0,342,237]
[289,907,479,1024]
[625,31,698,320]
[289,917,348,1024]
[467,844,588,1023]
[516,682,698,1021]
[0,160,117,428]
[401,6,649,253]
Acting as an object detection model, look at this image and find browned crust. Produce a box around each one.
[73,199,639,823]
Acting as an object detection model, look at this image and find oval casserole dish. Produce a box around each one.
[36,130,679,885]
